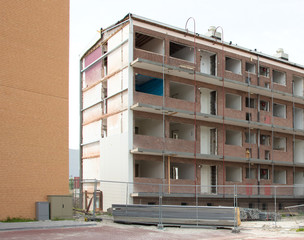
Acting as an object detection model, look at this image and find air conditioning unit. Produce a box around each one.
[205,26,221,40]
[274,48,289,61]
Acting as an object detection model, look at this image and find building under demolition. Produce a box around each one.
[80,14,304,211]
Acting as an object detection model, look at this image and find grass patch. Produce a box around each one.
[1,217,36,223]
[296,228,304,232]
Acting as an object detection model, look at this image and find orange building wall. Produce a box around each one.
[0,0,69,220]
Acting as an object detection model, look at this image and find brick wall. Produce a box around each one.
[0,0,69,220]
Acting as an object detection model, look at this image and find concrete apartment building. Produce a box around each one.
[0,1,69,220]
[80,14,304,210]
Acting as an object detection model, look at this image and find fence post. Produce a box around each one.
[126,182,129,215]
[274,186,277,227]
[158,184,164,229]
[196,184,198,226]
[232,184,240,233]
[93,179,97,219]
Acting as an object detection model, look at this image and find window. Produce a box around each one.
[260,66,269,77]
[260,169,269,180]
[273,70,286,85]
[260,135,270,145]
[246,97,255,108]
[225,57,241,74]
[260,100,269,111]
[246,168,256,179]
[246,62,255,73]
[225,130,242,146]
[262,203,267,210]
[249,203,254,209]
[226,93,241,110]
[273,103,286,118]
[273,137,286,151]
[245,132,256,144]
[170,42,194,62]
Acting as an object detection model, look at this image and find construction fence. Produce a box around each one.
[70,179,304,228]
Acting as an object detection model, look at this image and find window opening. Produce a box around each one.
[226,166,242,182]
[246,112,252,121]
[260,100,269,111]
[274,169,286,184]
[246,97,255,108]
[200,88,217,115]
[135,74,163,96]
[260,66,269,77]
[273,137,286,151]
[245,132,256,144]
[200,50,217,76]
[170,163,194,180]
[245,62,255,73]
[273,103,286,118]
[170,82,194,102]
[260,135,270,145]
[246,168,256,179]
[265,150,270,160]
[273,70,286,85]
[225,93,241,110]
[225,57,241,74]
[170,42,194,62]
[135,32,163,54]
[225,130,242,146]
[260,169,269,180]
[293,75,304,96]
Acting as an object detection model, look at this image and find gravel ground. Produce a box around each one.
[1,216,304,240]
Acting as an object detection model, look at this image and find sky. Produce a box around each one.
[69,0,304,150]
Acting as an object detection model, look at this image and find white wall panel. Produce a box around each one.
[83,158,100,180]
[82,120,101,143]
[83,83,101,109]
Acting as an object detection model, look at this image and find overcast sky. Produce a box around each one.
[69,0,304,149]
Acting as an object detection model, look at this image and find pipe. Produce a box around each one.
[168,156,171,194]
[214,26,225,190]
[185,17,197,194]
[79,58,84,209]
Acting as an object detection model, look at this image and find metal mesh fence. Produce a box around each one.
[70,179,304,229]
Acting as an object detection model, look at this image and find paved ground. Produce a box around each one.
[0,219,304,240]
